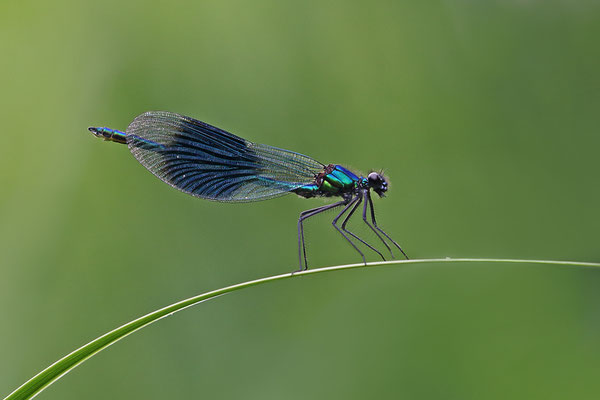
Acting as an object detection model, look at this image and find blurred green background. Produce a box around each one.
[2,0,600,399]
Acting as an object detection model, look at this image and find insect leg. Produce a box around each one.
[366,191,409,260]
[360,191,394,257]
[332,197,367,265]
[297,201,346,271]
[341,195,386,261]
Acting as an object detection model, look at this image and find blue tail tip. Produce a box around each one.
[88,126,102,137]
[89,126,110,140]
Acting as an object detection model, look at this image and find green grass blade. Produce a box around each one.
[4,258,600,400]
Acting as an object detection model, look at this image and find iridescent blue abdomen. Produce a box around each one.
[293,164,360,199]
[89,127,128,144]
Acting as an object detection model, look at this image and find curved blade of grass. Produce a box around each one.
[5,257,600,400]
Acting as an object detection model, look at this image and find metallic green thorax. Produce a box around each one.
[293,164,360,199]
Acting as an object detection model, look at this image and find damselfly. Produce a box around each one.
[89,111,408,270]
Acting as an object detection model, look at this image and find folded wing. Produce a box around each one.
[126,111,324,202]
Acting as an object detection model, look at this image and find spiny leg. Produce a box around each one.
[367,191,409,260]
[299,204,339,271]
[297,201,346,271]
[341,195,386,261]
[361,190,394,258]
[332,199,367,265]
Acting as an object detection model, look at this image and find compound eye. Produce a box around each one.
[368,172,381,183]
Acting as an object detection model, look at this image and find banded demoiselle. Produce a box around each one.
[89,111,408,270]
